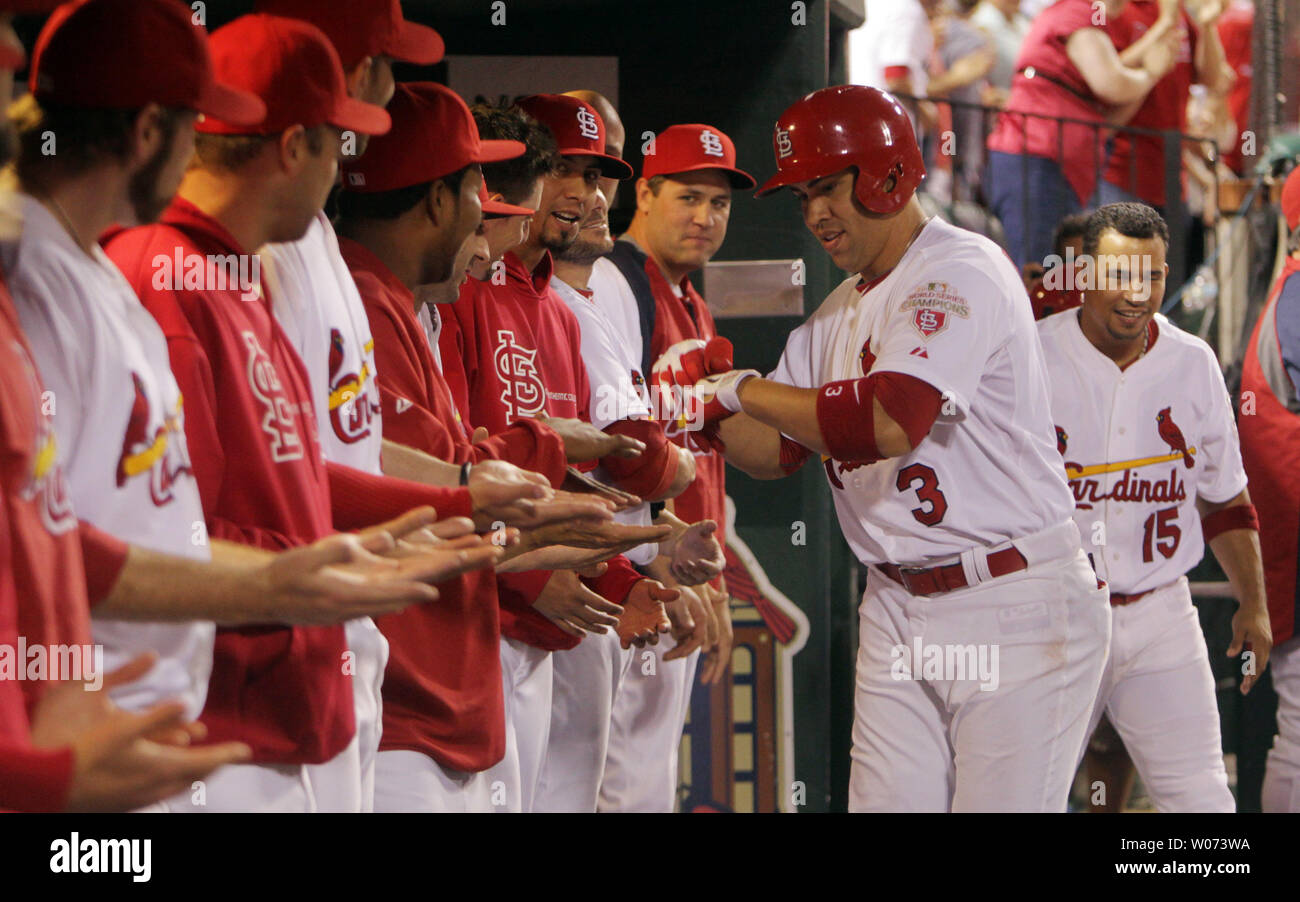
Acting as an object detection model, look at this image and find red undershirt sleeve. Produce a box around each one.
[0,742,73,812]
[77,521,130,607]
[326,461,473,531]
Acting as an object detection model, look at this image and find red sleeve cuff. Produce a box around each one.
[497,568,554,610]
[327,461,473,531]
[599,419,679,500]
[583,555,643,605]
[874,372,943,449]
[475,418,569,488]
[883,65,911,81]
[78,520,130,607]
[1201,503,1259,542]
[779,435,813,474]
[0,743,73,811]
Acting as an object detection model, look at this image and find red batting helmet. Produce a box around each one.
[755,85,925,215]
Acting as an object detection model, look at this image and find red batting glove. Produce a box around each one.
[651,337,735,422]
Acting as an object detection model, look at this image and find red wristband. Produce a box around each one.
[1201,504,1259,542]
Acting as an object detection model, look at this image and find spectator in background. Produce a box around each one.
[1100,0,1234,213]
[849,0,991,148]
[849,0,935,137]
[1216,0,1254,176]
[985,0,1178,267]
[972,0,1032,106]
[931,0,997,202]
[1240,165,1300,813]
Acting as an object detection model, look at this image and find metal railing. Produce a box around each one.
[898,93,1223,300]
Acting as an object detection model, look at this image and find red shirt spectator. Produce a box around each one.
[1103,1,1199,206]
[987,0,1113,207]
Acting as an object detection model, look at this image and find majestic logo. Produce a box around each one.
[775,127,793,159]
[115,372,193,507]
[9,339,75,534]
[492,329,545,419]
[1156,407,1194,468]
[243,331,304,462]
[327,329,380,445]
[576,107,600,140]
[699,128,725,157]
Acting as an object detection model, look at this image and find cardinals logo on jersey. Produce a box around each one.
[1056,426,1068,456]
[859,338,877,375]
[1156,407,1194,468]
[493,329,545,419]
[115,372,193,506]
[327,328,380,445]
[8,339,75,534]
[243,331,305,463]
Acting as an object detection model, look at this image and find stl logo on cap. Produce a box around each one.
[700,129,724,158]
[576,106,600,141]
[776,127,794,159]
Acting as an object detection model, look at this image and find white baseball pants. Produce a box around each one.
[849,521,1110,812]
[156,735,361,813]
[373,749,494,812]
[600,644,700,812]
[1081,576,1234,812]
[534,629,629,812]
[1263,636,1300,812]
[483,637,553,812]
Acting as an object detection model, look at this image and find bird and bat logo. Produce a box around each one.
[1056,407,1195,510]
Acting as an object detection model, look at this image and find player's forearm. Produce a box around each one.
[734,377,911,459]
[96,546,273,625]
[1208,526,1267,612]
[1200,491,1268,611]
[380,438,462,486]
[714,411,787,479]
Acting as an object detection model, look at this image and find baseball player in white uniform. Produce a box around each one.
[1038,202,1272,812]
[539,181,722,811]
[667,85,1109,811]
[256,0,445,813]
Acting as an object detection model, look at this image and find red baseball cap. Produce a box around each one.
[28,0,264,127]
[343,82,522,193]
[254,0,443,69]
[197,14,389,137]
[1283,165,1300,231]
[515,94,633,180]
[643,123,755,189]
[480,183,534,217]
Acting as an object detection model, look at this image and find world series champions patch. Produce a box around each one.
[900,282,970,341]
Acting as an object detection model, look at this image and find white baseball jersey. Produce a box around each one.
[1038,310,1248,594]
[551,273,655,566]
[5,192,213,718]
[588,256,646,363]
[263,212,383,474]
[769,216,1075,566]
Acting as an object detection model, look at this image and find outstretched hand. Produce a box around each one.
[30,654,252,812]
